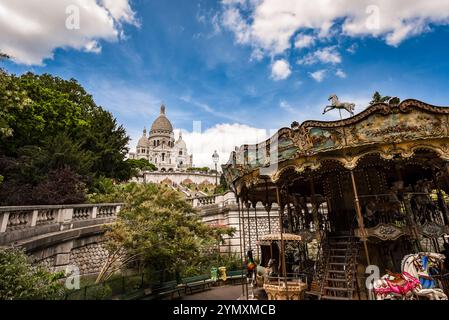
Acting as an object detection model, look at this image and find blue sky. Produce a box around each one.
[2,0,449,165]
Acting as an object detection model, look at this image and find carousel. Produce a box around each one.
[223,96,449,300]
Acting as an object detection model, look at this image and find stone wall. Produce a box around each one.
[139,171,218,186]
[31,234,109,276]
[69,242,110,275]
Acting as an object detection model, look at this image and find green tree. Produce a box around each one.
[214,174,229,194]
[0,70,133,205]
[99,183,234,281]
[369,91,391,105]
[126,158,157,172]
[0,248,64,300]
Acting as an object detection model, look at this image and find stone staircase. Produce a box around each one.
[319,233,360,300]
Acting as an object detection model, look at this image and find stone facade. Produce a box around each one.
[128,105,192,171]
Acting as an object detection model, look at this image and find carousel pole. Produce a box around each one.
[237,196,247,299]
[309,176,321,237]
[276,186,289,299]
[350,170,371,266]
[265,180,273,259]
[246,201,252,252]
[241,197,249,300]
[253,202,260,261]
[245,199,256,300]
[265,180,272,234]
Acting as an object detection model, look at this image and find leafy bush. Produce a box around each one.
[0,248,64,300]
[85,284,112,300]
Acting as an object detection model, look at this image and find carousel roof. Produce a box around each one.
[222,99,449,195]
[258,233,302,242]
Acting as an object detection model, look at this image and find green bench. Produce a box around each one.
[182,275,213,294]
[226,270,246,284]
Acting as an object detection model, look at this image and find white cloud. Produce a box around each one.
[298,46,342,65]
[271,59,292,80]
[175,124,270,168]
[309,69,327,82]
[336,69,347,78]
[294,34,315,49]
[279,100,296,113]
[84,40,102,54]
[0,0,137,65]
[220,0,449,56]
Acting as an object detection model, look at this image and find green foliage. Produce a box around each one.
[0,248,65,300]
[86,181,138,204]
[85,284,112,300]
[0,70,133,205]
[126,158,156,172]
[214,174,229,194]
[370,91,391,105]
[104,183,235,277]
[180,252,242,278]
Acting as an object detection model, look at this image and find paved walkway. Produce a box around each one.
[180,285,267,300]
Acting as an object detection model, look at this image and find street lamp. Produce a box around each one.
[212,150,219,186]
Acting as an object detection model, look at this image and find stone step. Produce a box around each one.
[325,278,349,282]
[324,287,355,292]
[327,270,346,274]
[321,295,352,300]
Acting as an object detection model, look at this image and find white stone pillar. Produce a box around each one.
[64,208,74,222]
[0,212,9,233]
[91,206,98,219]
[30,210,39,227]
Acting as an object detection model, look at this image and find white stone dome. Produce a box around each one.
[137,128,149,147]
[150,105,173,134]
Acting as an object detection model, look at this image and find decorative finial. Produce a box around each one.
[322,94,355,119]
[143,127,147,136]
[160,104,166,115]
[179,131,182,139]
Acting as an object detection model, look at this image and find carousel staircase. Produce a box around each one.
[319,233,361,300]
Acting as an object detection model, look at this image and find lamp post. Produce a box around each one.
[212,150,219,186]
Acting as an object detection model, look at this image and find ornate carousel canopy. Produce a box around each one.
[222,99,449,198]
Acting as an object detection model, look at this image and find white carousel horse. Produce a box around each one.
[323,94,355,116]
[256,258,279,286]
[373,252,448,300]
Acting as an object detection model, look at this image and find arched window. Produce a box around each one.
[162,153,165,162]
[179,150,183,156]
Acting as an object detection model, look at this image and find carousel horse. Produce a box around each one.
[373,252,448,300]
[256,258,279,286]
[323,94,355,116]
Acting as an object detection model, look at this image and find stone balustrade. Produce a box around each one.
[0,203,122,246]
[186,191,237,208]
